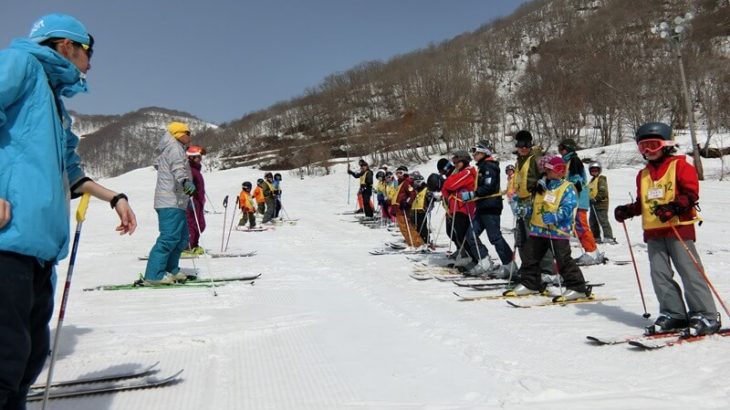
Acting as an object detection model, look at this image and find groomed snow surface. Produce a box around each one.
[34,143,730,409]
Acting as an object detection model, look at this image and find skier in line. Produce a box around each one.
[393,166,424,248]
[253,178,266,216]
[409,171,433,246]
[143,122,196,285]
[436,158,466,260]
[273,173,283,218]
[505,164,517,209]
[442,151,490,272]
[261,172,277,224]
[374,170,389,224]
[587,162,617,245]
[558,139,603,265]
[467,141,516,278]
[614,122,720,336]
[184,145,207,255]
[504,156,590,301]
[512,130,553,275]
[238,182,257,229]
[0,14,137,408]
[348,159,374,218]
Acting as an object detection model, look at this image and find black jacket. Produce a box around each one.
[474,158,503,214]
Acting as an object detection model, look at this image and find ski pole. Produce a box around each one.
[467,212,487,272]
[220,195,229,252]
[280,202,292,221]
[224,197,239,252]
[41,193,91,410]
[402,206,416,248]
[548,237,564,298]
[431,201,447,247]
[621,221,651,318]
[205,192,217,213]
[669,224,730,317]
[190,199,217,296]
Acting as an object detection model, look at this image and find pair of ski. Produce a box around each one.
[370,248,434,256]
[83,273,262,291]
[138,250,257,260]
[235,226,272,232]
[587,328,730,350]
[453,290,615,308]
[28,362,183,401]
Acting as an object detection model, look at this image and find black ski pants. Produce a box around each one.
[518,236,587,292]
[360,186,373,218]
[0,251,54,410]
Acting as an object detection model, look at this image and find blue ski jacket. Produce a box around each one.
[0,38,88,262]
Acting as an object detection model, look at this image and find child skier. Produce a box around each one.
[587,162,617,245]
[504,155,590,301]
[559,138,603,265]
[238,182,257,229]
[614,122,720,336]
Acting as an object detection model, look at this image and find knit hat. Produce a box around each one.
[29,13,92,45]
[543,155,566,175]
[168,122,190,139]
[186,145,206,156]
[515,130,533,148]
[558,138,579,152]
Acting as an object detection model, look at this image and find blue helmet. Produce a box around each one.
[635,122,672,142]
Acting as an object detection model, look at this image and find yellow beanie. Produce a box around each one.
[168,122,190,139]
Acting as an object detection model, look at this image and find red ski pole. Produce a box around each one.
[621,221,651,318]
[669,224,730,317]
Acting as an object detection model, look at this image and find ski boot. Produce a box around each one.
[552,285,593,303]
[503,283,544,297]
[687,313,721,337]
[644,314,688,336]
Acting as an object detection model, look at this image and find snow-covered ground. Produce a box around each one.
[32,141,730,409]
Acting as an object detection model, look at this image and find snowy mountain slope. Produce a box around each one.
[31,149,730,409]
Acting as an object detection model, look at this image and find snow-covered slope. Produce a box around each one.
[32,146,730,409]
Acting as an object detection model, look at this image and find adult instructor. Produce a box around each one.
[0,13,137,409]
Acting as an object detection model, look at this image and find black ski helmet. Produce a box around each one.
[375,170,385,180]
[264,172,273,179]
[274,173,282,181]
[242,181,252,190]
[426,173,443,192]
[559,138,578,152]
[358,159,368,167]
[515,130,533,148]
[396,165,408,173]
[635,122,672,142]
[505,164,515,173]
[257,178,264,184]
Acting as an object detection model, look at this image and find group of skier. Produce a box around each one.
[237,171,283,229]
[354,122,721,337]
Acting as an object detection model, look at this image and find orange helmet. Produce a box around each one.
[186,145,206,156]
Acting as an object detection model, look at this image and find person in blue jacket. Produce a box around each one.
[0,14,137,409]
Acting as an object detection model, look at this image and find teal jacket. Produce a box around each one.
[0,39,88,262]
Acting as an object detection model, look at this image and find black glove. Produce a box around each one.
[654,203,679,223]
[534,178,547,195]
[614,205,631,222]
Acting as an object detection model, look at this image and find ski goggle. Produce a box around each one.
[637,138,671,155]
[470,146,491,155]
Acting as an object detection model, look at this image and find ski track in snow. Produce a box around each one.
[29,152,730,409]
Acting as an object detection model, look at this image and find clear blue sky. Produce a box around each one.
[2,0,531,124]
